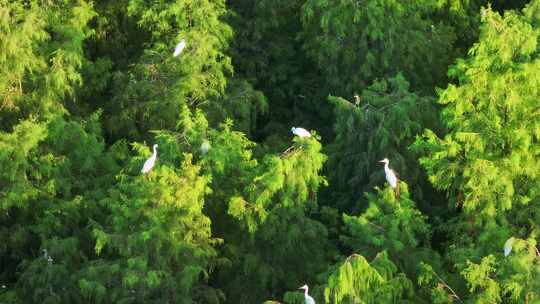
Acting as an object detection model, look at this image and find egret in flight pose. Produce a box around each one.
[173,39,186,57]
[379,158,399,198]
[141,144,158,174]
[291,127,311,138]
[504,237,515,257]
[299,284,315,304]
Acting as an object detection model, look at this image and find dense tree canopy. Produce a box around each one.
[1,0,540,303]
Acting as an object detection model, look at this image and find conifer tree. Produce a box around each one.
[414,2,540,252]
[0,0,95,124]
[341,184,434,278]
[414,2,540,302]
[211,132,331,303]
[301,0,456,96]
[86,153,221,303]
[326,75,441,211]
[322,252,414,304]
[81,0,232,140]
[0,115,119,303]
[227,0,327,139]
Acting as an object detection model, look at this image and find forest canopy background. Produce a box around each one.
[1,0,540,303]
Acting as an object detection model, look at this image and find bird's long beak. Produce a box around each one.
[379,160,385,163]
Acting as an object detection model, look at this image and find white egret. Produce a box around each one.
[42,248,53,264]
[173,39,186,57]
[141,144,158,174]
[504,237,515,257]
[291,127,311,138]
[200,140,211,155]
[299,285,315,304]
[379,158,399,198]
[354,94,361,106]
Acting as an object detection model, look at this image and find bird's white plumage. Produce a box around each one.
[504,237,514,257]
[141,144,158,174]
[299,284,315,304]
[291,127,311,138]
[380,158,398,188]
[200,140,211,155]
[173,39,186,57]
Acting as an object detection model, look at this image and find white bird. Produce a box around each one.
[504,237,515,257]
[173,39,186,57]
[141,144,158,174]
[354,94,361,106]
[379,158,399,198]
[299,284,315,304]
[291,127,311,138]
[200,140,211,155]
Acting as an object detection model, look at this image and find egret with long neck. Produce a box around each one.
[379,158,399,198]
[299,284,315,304]
[141,144,158,174]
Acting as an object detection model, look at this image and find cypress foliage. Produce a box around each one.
[323,252,414,304]
[325,75,441,211]
[3,0,540,303]
[414,2,540,302]
[301,0,457,96]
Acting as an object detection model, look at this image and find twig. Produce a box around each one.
[281,145,295,156]
[430,268,463,303]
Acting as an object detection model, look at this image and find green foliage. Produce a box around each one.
[80,0,233,140]
[0,0,94,125]
[4,0,540,303]
[342,185,431,262]
[323,252,414,304]
[212,133,331,303]
[412,2,540,303]
[414,3,540,233]
[326,75,441,210]
[228,0,328,139]
[301,0,457,95]
[202,79,268,137]
[88,154,220,303]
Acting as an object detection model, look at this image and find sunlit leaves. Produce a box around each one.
[323,252,414,304]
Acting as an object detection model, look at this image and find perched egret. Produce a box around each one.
[379,158,399,198]
[42,248,53,264]
[200,140,211,155]
[354,94,361,106]
[291,127,311,138]
[141,144,158,174]
[504,237,515,257]
[299,285,315,304]
[173,39,186,57]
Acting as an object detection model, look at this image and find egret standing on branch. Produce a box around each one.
[299,284,315,304]
[291,127,311,138]
[379,158,399,198]
[504,237,515,257]
[200,140,211,155]
[141,144,158,174]
[173,39,186,57]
